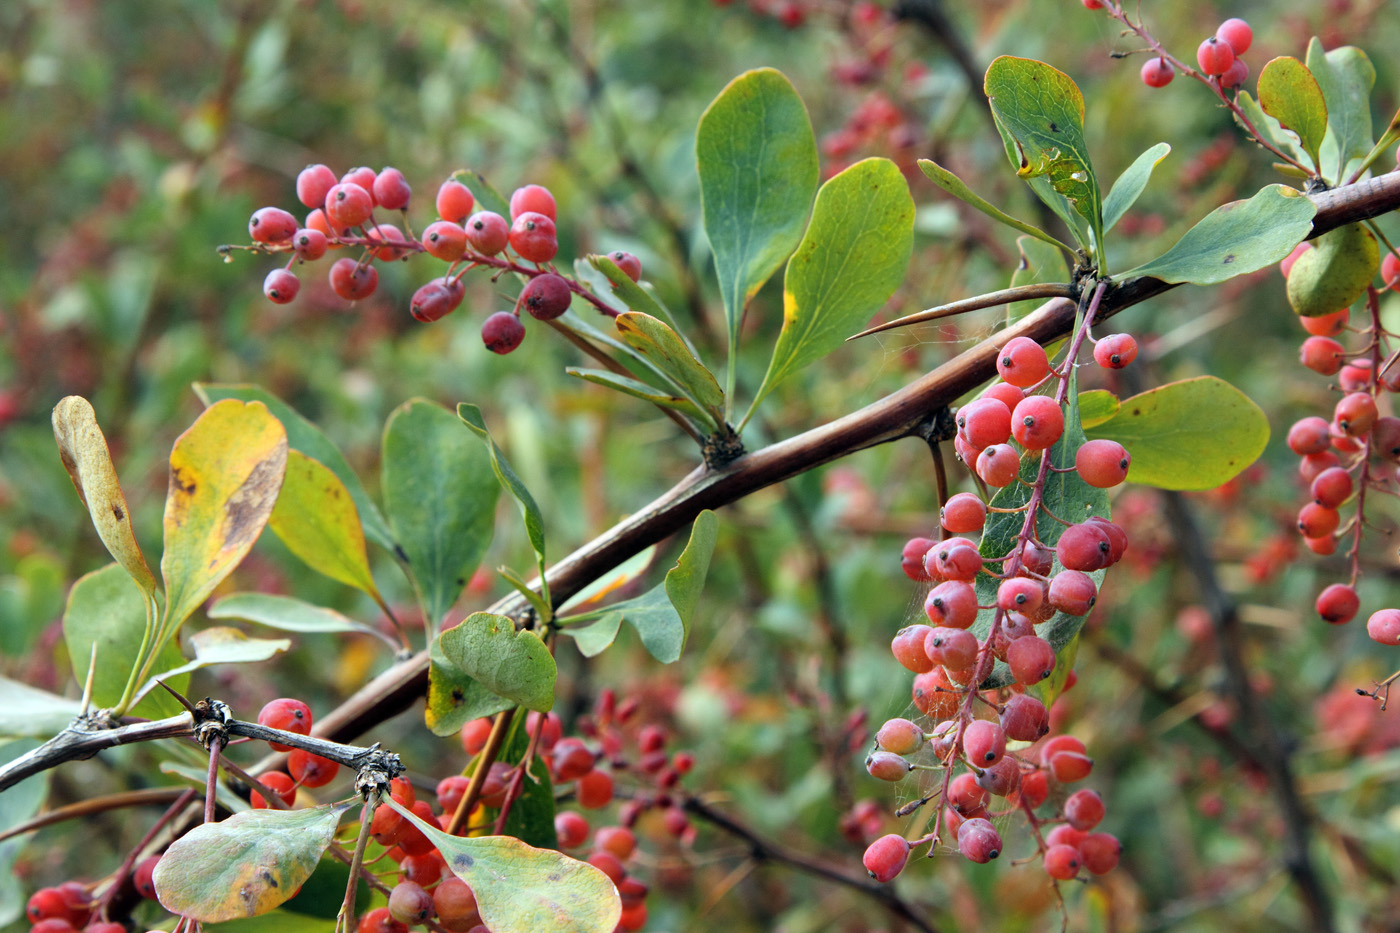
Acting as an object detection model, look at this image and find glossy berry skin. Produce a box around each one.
[876,718,925,756]
[249,207,299,245]
[328,258,379,301]
[27,889,69,924]
[1008,635,1055,685]
[976,443,1021,487]
[410,280,465,323]
[509,184,557,221]
[1057,522,1111,572]
[133,855,161,898]
[388,881,434,925]
[263,269,300,304]
[358,906,409,933]
[608,250,642,282]
[1141,57,1175,88]
[997,576,1043,614]
[257,698,312,751]
[892,624,935,672]
[1367,609,1400,646]
[1064,788,1106,830]
[1297,502,1340,538]
[1335,392,1378,436]
[941,492,987,533]
[1094,333,1138,369]
[435,180,476,224]
[863,834,911,882]
[901,537,936,581]
[1216,17,1252,54]
[1383,251,1400,290]
[372,167,411,211]
[996,336,1051,388]
[1044,843,1082,879]
[288,749,339,788]
[1075,438,1131,487]
[962,719,1006,767]
[925,626,979,671]
[1316,583,1360,624]
[291,228,328,261]
[958,398,1012,450]
[1048,569,1097,615]
[957,817,1003,863]
[555,810,590,848]
[519,273,573,320]
[1300,336,1346,375]
[1287,417,1333,455]
[1001,693,1049,742]
[1196,36,1235,76]
[297,164,338,210]
[508,211,558,263]
[324,183,374,229]
[925,581,978,629]
[465,211,509,255]
[926,539,983,582]
[251,770,297,808]
[423,221,468,262]
[1011,396,1065,450]
[552,737,596,782]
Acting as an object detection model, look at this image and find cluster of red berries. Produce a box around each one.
[1081,3,1252,93]
[712,0,812,30]
[1281,243,1400,644]
[24,882,121,933]
[242,164,641,354]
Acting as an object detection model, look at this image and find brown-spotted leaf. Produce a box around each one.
[51,397,157,599]
[152,803,350,922]
[161,400,288,632]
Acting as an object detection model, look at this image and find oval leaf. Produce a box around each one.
[382,399,498,632]
[1102,142,1171,233]
[152,803,350,922]
[1122,185,1317,285]
[268,450,380,598]
[1258,56,1328,171]
[1286,222,1379,316]
[697,68,819,383]
[210,592,380,637]
[162,400,288,633]
[1077,389,1120,430]
[437,612,556,712]
[750,158,914,415]
[613,312,725,422]
[388,799,619,933]
[195,384,397,557]
[425,635,512,737]
[1306,40,1375,182]
[51,397,157,598]
[1086,376,1269,490]
[143,626,290,686]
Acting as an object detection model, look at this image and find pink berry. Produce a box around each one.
[925,539,983,582]
[608,250,642,282]
[1000,693,1049,742]
[1366,608,1400,646]
[976,443,1021,487]
[997,576,1044,614]
[436,179,476,224]
[1007,635,1056,685]
[924,626,979,672]
[941,492,987,533]
[263,268,300,304]
[1383,252,1400,290]
[1079,832,1122,874]
[924,580,978,629]
[956,817,1003,863]
[340,167,378,201]
[1140,57,1175,88]
[1310,467,1354,509]
[372,167,412,211]
[1064,788,1106,830]
[865,749,912,781]
[892,624,935,673]
[249,207,299,244]
[1048,570,1098,616]
[1011,396,1065,450]
[465,210,510,255]
[1197,36,1235,77]
[957,397,1013,451]
[1216,17,1253,55]
[862,834,911,883]
[324,183,374,229]
[1220,57,1249,90]
[901,537,936,582]
[423,221,468,262]
[1057,522,1111,572]
[291,228,328,261]
[1301,308,1348,336]
[555,810,589,848]
[996,336,1051,388]
[1299,336,1346,375]
[509,184,557,221]
[296,164,338,210]
[1094,333,1138,369]
[508,211,558,263]
[876,718,925,756]
[410,279,465,323]
[1335,392,1378,436]
[1075,438,1131,488]
[962,719,1007,767]
[1287,416,1333,455]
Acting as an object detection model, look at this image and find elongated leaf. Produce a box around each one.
[1122,185,1316,285]
[161,400,287,636]
[558,613,624,658]
[697,68,819,393]
[1102,143,1171,233]
[917,160,1069,252]
[0,678,82,739]
[500,723,558,850]
[1306,40,1375,182]
[1077,389,1120,430]
[382,399,498,632]
[210,592,381,637]
[51,397,157,598]
[438,613,555,712]
[750,159,913,415]
[588,254,684,334]
[269,450,381,599]
[1086,376,1269,490]
[984,56,1101,251]
[571,511,718,663]
[565,369,710,424]
[194,384,397,557]
[614,312,725,425]
[1008,236,1072,324]
[64,564,187,719]
[143,627,290,685]
[1287,222,1379,316]
[388,799,620,933]
[425,635,513,736]
[1258,56,1328,171]
[558,547,657,612]
[153,803,351,922]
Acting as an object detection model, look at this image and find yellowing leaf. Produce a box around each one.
[268,450,380,599]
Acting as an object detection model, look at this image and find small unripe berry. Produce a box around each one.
[482,311,526,354]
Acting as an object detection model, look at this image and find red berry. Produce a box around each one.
[340,167,378,201]
[460,717,492,755]
[924,626,979,672]
[328,258,379,301]
[866,749,912,781]
[925,539,983,582]
[1093,333,1138,369]
[1367,608,1400,645]
[1011,395,1065,450]
[1048,570,1097,615]
[948,772,988,813]
[291,228,328,261]
[892,624,935,672]
[962,719,1007,767]
[595,825,637,859]
[27,889,69,924]
[358,906,409,933]
[1301,308,1348,336]
[1382,252,1400,290]
[956,817,1003,863]
[251,770,297,808]
[901,537,936,581]
[433,879,479,933]
[297,164,338,210]
[1335,392,1378,436]
[1079,832,1122,874]
[1216,17,1253,54]
[387,881,434,925]
[1141,57,1175,88]
[1064,788,1106,830]
[941,492,987,533]
[435,775,470,816]
[1007,635,1056,685]
[263,269,300,305]
[436,180,476,224]
[924,581,978,629]
[577,768,615,809]
[1075,438,1131,487]
[133,855,161,899]
[509,184,557,221]
[519,273,573,320]
[1197,36,1235,76]
[367,223,411,262]
[1220,57,1249,90]
[465,210,509,255]
[372,167,412,211]
[423,221,468,262]
[257,698,312,751]
[553,737,596,782]
[1300,336,1347,375]
[1316,583,1360,624]
[608,250,642,282]
[863,834,911,882]
[410,279,465,323]
[288,749,339,788]
[1081,0,1104,7]
[957,398,1012,451]
[587,850,626,884]
[1287,416,1333,455]
[508,211,558,263]
[325,183,374,229]
[876,718,925,756]
[976,443,1021,487]
[1001,693,1050,742]
[1281,242,1312,278]
[996,336,1051,388]
[556,810,590,848]
[249,207,299,244]
[1049,749,1094,783]
[1057,522,1112,572]
[997,576,1044,614]
[1044,843,1082,879]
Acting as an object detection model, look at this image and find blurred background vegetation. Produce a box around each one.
[4,0,1400,930]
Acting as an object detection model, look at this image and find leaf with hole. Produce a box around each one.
[425,635,512,737]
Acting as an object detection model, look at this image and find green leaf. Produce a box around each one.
[64,564,187,720]
[452,168,510,219]
[209,593,382,638]
[984,56,1101,252]
[497,566,553,623]
[749,159,914,416]
[0,739,48,925]
[194,384,397,557]
[1007,236,1072,324]
[459,405,549,595]
[161,400,288,643]
[387,799,620,933]
[268,450,381,601]
[152,803,351,922]
[697,68,820,404]
[1122,185,1317,285]
[1077,389,1120,430]
[143,627,290,686]
[565,369,710,424]
[382,399,498,633]
[587,254,685,335]
[425,635,512,737]
[1086,376,1270,490]
[572,511,718,663]
[500,723,557,850]
[1102,143,1171,234]
[1258,56,1328,171]
[917,160,1071,253]
[1287,222,1379,316]
[159,761,251,815]
[558,613,623,658]
[974,379,1108,692]
[613,312,725,427]
[1306,40,1376,182]
[51,396,157,600]
[438,613,556,712]
[0,679,82,739]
